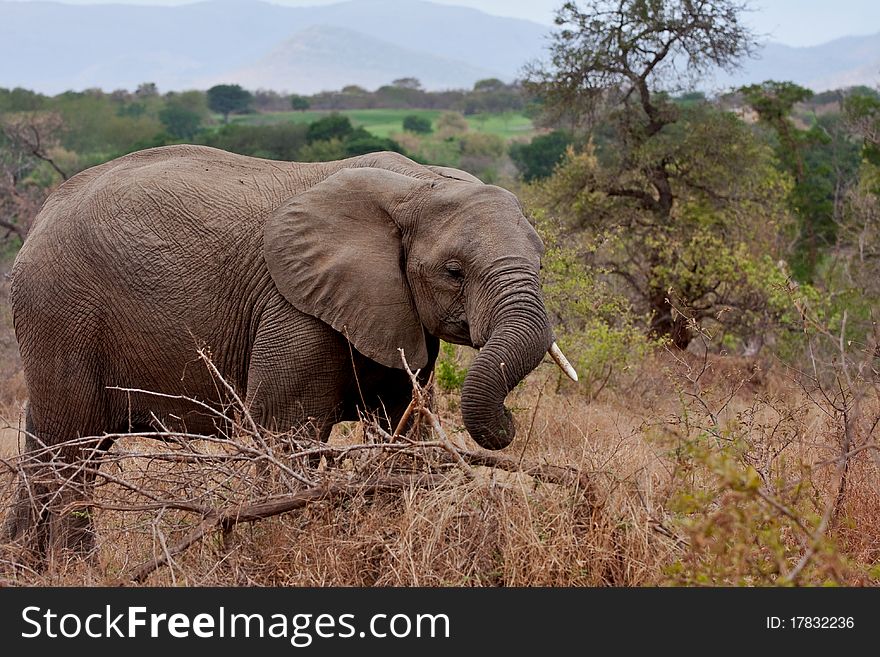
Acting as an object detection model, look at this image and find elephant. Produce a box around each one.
[2,145,577,557]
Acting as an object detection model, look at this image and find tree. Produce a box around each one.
[392,77,422,90]
[135,82,158,98]
[306,113,354,143]
[159,105,202,140]
[290,94,310,112]
[436,111,469,139]
[158,91,208,140]
[525,0,757,348]
[197,123,308,161]
[402,114,432,134]
[207,84,253,123]
[473,78,505,93]
[509,130,571,181]
[0,112,68,243]
[342,129,405,157]
[741,81,861,280]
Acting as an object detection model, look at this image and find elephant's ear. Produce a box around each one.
[425,165,484,184]
[264,167,429,370]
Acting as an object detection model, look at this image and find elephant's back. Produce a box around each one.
[11,145,308,348]
[30,145,306,245]
[16,146,313,290]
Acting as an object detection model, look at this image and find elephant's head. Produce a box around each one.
[264,164,577,449]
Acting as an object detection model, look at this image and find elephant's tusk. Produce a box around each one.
[548,342,578,382]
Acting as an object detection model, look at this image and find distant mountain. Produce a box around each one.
[0,0,877,95]
[216,24,498,93]
[709,33,880,92]
[0,0,549,93]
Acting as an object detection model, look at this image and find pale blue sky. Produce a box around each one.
[8,0,880,46]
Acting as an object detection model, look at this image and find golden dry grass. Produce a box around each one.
[0,246,878,586]
[1,347,877,586]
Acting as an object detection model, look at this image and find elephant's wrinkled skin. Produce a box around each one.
[4,145,574,556]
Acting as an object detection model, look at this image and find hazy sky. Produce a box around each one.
[9,0,880,47]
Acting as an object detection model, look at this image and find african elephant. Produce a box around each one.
[3,145,577,556]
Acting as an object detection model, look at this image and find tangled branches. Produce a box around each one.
[0,350,596,584]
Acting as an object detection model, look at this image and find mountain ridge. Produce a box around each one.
[0,0,877,94]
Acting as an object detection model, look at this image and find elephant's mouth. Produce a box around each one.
[440,317,471,345]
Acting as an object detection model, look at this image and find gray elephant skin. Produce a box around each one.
[3,145,576,555]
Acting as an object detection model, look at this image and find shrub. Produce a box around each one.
[402,114,432,134]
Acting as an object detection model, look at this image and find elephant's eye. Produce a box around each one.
[444,261,464,280]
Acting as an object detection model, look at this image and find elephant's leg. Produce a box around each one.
[2,406,50,558]
[246,304,352,467]
[350,335,440,437]
[6,381,118,563]
[1,409,106,563]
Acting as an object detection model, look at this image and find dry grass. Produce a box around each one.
[0,249,878,585]
[0,346,877,587]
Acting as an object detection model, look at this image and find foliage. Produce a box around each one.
[531,206,650,398]
[844,91,880,166]
[197,122,308,160]
[0,112,67,242]
[509,130,571,181]
[740,81,860,281]
[158,105,202,140]
[297,138,347,162]
[525,0,754,127]
[290,94,310,112]
[402,114,432,134]
[207,84,253,123]
[435,111,469,139]
[52,90,162,160]
[435,341,468,393]
[341,129,405,158]
[531,106,804,352]
[524,0,760,348]
[306,113,354,143]
[0,87,47,113]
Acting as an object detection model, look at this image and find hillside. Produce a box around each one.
[215,24,499,93]
[711,32,880,92]
[0,0,877,94]
[0,0,548,93]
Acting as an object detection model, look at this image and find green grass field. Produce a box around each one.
[231,108,535,140]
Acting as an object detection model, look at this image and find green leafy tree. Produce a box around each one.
[738,81,860,280]
[524,0,757,348]
[342,128,405,157]
[844,91,880,166]
[402,114,432,134]
[306,113,354,143]
[197,123,308,160]
[509,130,571,181]
[158,105,202,140]
[207,84,253,123]
[290,95,310,112]
[532,111,797,352]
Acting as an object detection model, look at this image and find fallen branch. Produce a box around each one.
[126,473,446,583]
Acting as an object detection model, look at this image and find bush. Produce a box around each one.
[435,341,468,393]
[435,112,469,139]
[402,115,432,134]
[197,123,308,161]
[532,207,651,398]
[158,105,202,140]
[342,128,405,157]
[509,130,571,182]
[306,114,353,143]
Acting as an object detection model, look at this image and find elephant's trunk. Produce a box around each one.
[461,286,553,450]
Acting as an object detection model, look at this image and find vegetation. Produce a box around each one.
[207,84,253,123]
[3,0,880,586]
[402,114,432,134]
